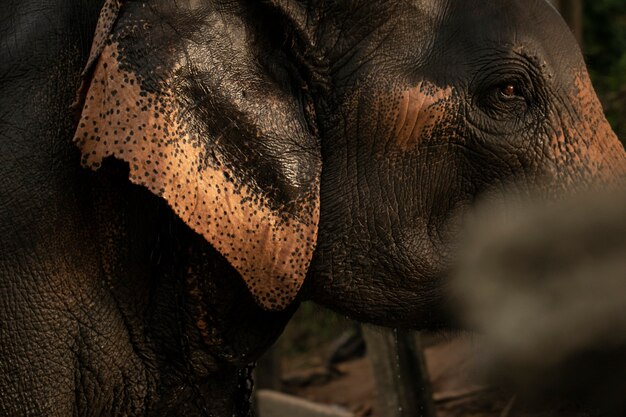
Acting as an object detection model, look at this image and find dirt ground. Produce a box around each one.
[280,335,593,417]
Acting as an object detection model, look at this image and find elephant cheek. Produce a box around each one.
[553,70,626,187]
[388,82,455,151]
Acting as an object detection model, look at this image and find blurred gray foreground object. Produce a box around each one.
[256,390,353,417]
[453,189,626,415]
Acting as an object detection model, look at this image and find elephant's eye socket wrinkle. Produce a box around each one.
[478,82,529,118]
[471,56,544,117]
[466,65,549,136]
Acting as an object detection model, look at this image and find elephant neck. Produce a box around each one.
[90,161,295,415]
[2,0,101,72]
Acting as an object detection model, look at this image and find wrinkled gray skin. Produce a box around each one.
[454,190,626,416]
[1,0,625,416]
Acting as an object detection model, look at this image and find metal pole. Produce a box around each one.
[362,326,436,417]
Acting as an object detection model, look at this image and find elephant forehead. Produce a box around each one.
[74,43,320,310]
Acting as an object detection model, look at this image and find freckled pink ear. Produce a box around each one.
[74,0,321,310]
[73,0,123,109]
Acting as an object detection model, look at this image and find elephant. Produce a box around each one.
[1,0,624,415]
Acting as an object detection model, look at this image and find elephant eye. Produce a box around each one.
[500,84,517,98]
[492,80,529,110]
[474,78,531,123]
[472,64,544,128]
[497,81,527,101]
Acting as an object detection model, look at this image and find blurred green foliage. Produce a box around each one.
[584,0,626,140]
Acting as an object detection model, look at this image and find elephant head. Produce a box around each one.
[74,0,626,329]
[303,0,626,328]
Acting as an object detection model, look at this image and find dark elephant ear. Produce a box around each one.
[74,0,321,310]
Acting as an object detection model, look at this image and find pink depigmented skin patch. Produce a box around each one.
[548,68,626,187]
[74,43,320,311]
[84,0,122,76]
[392,83,455,150]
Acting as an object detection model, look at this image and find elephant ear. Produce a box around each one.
[74,0,321,310]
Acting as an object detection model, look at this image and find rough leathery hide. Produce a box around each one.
[541,67,626,188]
[83,0,121,77]
[74,5,321,310]
[567,70,626,182]
[391,83,455,150]
[73,0,122,109]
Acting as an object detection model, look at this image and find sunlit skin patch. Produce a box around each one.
[548,68,626,187]
[84,0,121,73]
[391,82,455,150]
[74,43,320,311]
